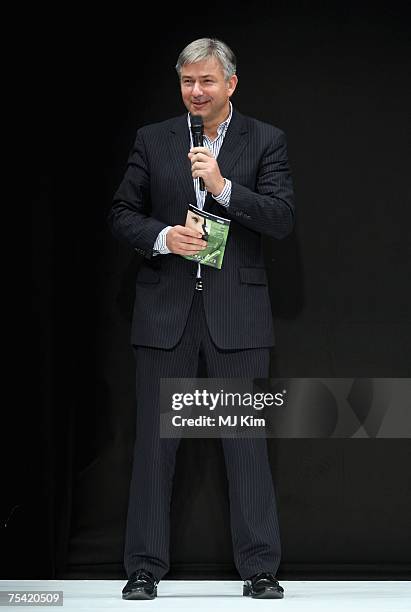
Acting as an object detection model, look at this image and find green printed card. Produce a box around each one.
[182,203,231,269]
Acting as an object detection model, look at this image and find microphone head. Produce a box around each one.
[190,114,203,132]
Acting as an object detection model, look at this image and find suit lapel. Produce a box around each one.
[167,115,197,205]
[214,108,248,179]
[204,108,248,213]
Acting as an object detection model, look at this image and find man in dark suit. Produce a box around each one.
[107,38,294,600]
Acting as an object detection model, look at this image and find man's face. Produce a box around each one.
[180,57,237,125]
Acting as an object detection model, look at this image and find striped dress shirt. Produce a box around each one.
[153,102,233,278]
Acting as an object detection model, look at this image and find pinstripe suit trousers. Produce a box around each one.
[123,289,281,581]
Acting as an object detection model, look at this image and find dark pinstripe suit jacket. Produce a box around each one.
[108,108,295,349]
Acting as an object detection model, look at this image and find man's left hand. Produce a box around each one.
[188,147,225,196]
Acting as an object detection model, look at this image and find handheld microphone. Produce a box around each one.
[190,114,205,191]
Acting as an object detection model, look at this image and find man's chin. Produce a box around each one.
[191,101,210,114]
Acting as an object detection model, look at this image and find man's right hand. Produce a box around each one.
[166,225,208,255]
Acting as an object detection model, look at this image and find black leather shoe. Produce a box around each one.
[122,569,158,600]
[243,572,284,599]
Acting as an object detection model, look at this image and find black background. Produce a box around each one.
[21,2,411,580]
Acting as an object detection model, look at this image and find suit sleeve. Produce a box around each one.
[106,129,169,259]
[223,130,295,240]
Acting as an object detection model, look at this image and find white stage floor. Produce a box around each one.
[1,580,410,611]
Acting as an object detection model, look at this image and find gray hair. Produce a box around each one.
[175,38,236,81]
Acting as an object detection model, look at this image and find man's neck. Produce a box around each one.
[203,103,231,140]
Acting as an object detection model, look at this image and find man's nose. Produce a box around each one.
[192,81,203,97]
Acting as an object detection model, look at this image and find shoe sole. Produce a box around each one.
[122,587,157,600]
[243,585,284,599]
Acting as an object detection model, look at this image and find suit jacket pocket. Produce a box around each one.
[239,267,268,285]
[136,266,160,284]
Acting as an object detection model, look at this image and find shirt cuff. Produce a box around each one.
[152,226,172,255]
[212,178,231,207]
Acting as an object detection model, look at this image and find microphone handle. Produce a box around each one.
[193,133,206,191]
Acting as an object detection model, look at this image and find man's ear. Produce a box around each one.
[228,74,238,97]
